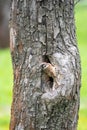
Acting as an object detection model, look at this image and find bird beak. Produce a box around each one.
[39,62,45,66]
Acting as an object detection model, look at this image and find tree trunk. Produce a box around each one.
[0,0,10,48]
[9,0,81,130]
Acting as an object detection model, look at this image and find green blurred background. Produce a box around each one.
[0,1,87,130]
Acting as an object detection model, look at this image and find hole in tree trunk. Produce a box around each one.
[49,77,54,89]
[41,55,54,91]
[42,55,51,63]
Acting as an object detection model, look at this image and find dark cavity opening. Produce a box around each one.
[42,55,51,63]
[42,55,54,90]
[49,77,54,88]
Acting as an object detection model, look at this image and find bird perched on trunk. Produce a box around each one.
[40,62,60,90]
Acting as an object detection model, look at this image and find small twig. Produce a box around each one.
[74,0,81,5]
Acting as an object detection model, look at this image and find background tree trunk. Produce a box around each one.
[9,0,81,130]
[0,0,10,48]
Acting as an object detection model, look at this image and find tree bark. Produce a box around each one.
[9,0,81,130]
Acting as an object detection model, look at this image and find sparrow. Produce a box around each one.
[40,62,59,89]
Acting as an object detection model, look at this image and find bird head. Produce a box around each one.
[40,62,49,70]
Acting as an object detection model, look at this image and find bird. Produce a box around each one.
[40,62,59,89]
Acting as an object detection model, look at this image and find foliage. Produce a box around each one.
[0,49,13,130]
[75,2,87,130]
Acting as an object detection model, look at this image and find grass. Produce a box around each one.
[0,2,87,130]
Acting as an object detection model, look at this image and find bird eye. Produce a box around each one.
[42,64,46,68]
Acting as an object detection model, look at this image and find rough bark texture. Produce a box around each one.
[9,0,81,130]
